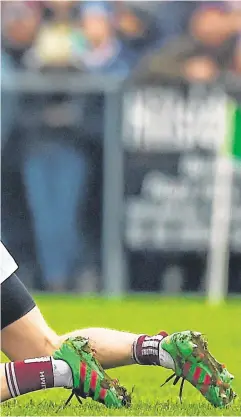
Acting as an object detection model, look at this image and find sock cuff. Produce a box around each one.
[5,357,54,398]
[132,332,168,366]
[132,334,146,364]
[5,362,20,398]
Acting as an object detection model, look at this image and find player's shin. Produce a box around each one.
[59,328,174,370]
[59,328,137,368]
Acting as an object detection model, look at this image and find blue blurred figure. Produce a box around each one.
[73,1,138,76]
[22,131,89,291]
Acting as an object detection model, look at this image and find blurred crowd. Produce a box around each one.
[1,1,241,292]
[2,1,241,76]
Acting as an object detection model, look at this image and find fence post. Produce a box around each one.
[102,92,127,295]
[207,99,236,303]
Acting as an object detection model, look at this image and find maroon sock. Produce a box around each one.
[5,357,54,398]
[132,331,168,365]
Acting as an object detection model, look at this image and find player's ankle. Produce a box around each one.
[132,332,175,370]
[52,359,73,388]
[132,332,167,366]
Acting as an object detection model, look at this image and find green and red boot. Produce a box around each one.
[161,330,236,408]
[53,336,131,409]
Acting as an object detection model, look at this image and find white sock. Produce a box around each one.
[51,359,73,388]
[159,343,175,370]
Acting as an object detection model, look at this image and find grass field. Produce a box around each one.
[1,294,241,416]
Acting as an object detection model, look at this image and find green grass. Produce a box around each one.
[1,295,241,416]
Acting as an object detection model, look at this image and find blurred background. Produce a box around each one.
[1,0,241,298]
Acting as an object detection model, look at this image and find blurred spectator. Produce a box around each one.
[21,133,90,292]
[25,1,83,69]
[72,1,137,75]
[190,1,241,48]
[116,1,196,50]
[1,1,41,67]
[183,56,220,83]
[185,0,241,80]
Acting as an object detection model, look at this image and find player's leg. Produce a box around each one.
[1,274,59,361]
[1,338,128,408]
[59,328,174,369]
[59,328,138,368]
[2,331,236,410]
[1,274,138,367]
[2,310,173,370]
[1,274,173,370]
[1,306,59,360]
